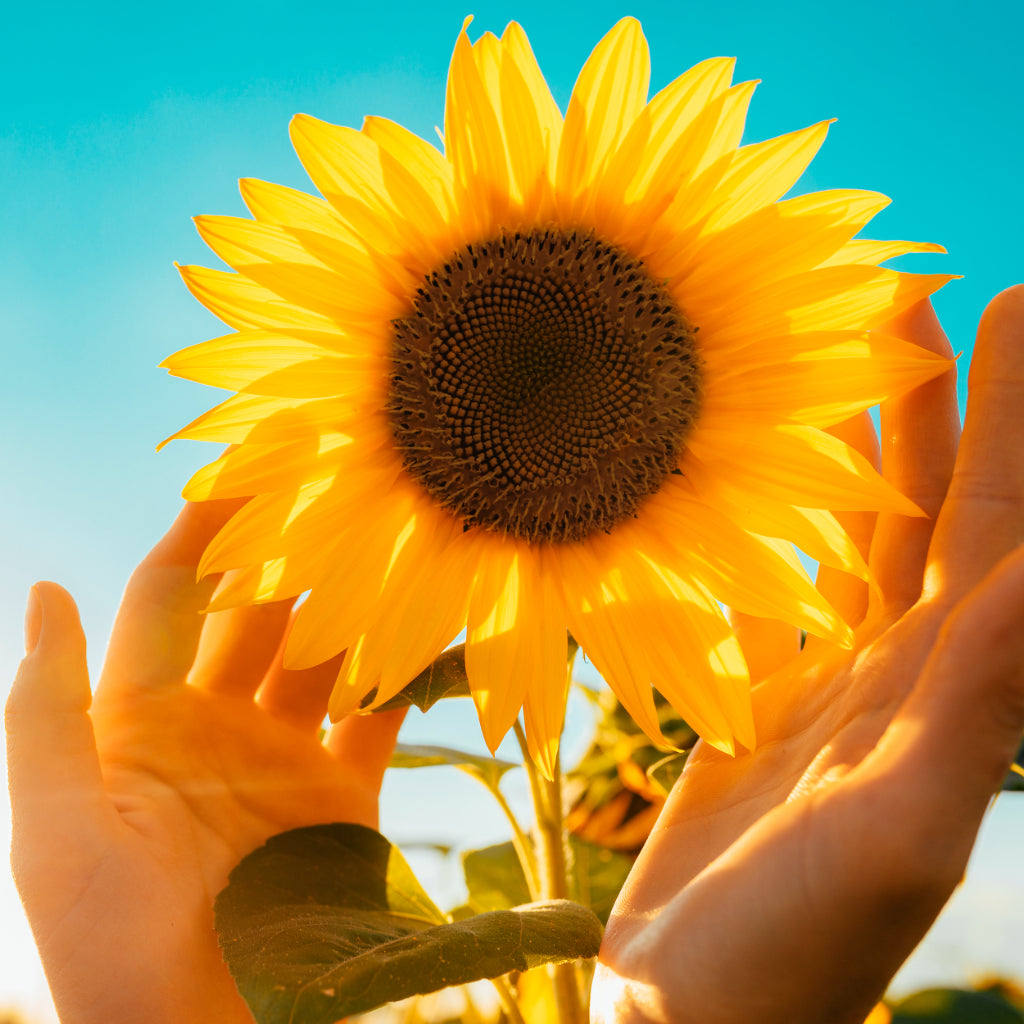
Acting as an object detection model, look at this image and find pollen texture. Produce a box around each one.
[388,229,703,542]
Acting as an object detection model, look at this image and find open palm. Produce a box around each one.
[7,500,405,1024]
[594,288,1024,1024]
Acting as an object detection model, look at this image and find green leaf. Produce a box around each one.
[461,837,632,925]
[889,987,1024,1022]
[569,838,634,925]
[216,824,602,1024]
[462,842,532,913]
[389,742,519,791]
[369,643,471,712]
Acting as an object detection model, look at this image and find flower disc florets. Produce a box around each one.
[388,229,702,543]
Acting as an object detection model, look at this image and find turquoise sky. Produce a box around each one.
[2,0,1023,1017]
[3,0,1021,653]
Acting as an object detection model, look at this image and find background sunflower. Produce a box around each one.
[2,1,1023,1020]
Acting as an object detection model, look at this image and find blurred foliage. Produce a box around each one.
[451,836,632,926]
[565,686,698,853]
[1002,737,1024,792]
[886,978,1024,1021]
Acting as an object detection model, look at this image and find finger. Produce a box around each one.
[325,706,407,791]
[871,299,959,610]
[727,609,800,683]
[810,411,880,634]
[867,542,1024,853]
[925,285,1024,602]
[98,498,246,694]
[256,617,343,731]
[6,584,114,903]
[189,597,294,697]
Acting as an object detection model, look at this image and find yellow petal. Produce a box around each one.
[162,330,387,395]
[497,22,561,217]
[697,265,955,347]
[444,18,511,240]
[644,483,852,645]
[284,478,426,670]
[688,420,924,516]
[158,392,376,449]
[239,177,353,237]
[699,120,834,234]
[556,531,753,753]
[362,115,455,217]
[465,535,529,754]
[682,456,871,582]
[589,57,735,240]
[675,189,891,304]
[820,238,947,268]
[519,549,570,781]
[197,476,340,576]
[639,567,755,753]
[331,509,469,717]
[556,17,650,218]
[182,428,390,502]
[635,79,759,263]
[552,540,666,748]
[205,557,308,610]
[707,332,954,427]
[176,264,339,333]
[193,214,401,324]
[496,24,562,218]
[290,113,438,267]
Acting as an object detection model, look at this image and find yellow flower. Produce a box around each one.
[163,18,953,777]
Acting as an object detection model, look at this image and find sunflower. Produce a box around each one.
[163,17,953,778]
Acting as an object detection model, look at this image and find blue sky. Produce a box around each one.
[3,0,1022,644]
[2,0,1023,1017]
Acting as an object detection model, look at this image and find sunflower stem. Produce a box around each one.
[484,772,541,901]
[491,975,529,1024]
[513,719,584,1024]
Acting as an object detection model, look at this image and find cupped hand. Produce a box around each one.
[6,501,405,1024]
[593,286,1024,1024]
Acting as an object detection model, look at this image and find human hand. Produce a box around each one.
[592,286,1024,1024]
[6,500,405,1024]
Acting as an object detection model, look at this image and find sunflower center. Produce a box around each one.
[388,229,701,543]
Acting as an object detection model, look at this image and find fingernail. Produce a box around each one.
[24,584,43,654]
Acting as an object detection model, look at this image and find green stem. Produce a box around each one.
[513,720,584,1024]
[485,774,541,901]
[491,975,529,1024]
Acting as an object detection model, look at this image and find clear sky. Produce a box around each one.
[2,0,1023,1018]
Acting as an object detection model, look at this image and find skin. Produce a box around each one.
[6,499,406,1024]
[6,286,1023,1024]
[592,285,1024,1023]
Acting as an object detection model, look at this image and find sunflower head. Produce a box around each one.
[388,226,702,543]
[163,18,953,778]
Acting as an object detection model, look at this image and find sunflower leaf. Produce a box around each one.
[369,643,471,712]
[216,824,602,1024]
[461,837,633,925]
[389,742,520,791]
[461,842,533,914]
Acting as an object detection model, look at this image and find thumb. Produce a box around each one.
[6,583,112,901]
